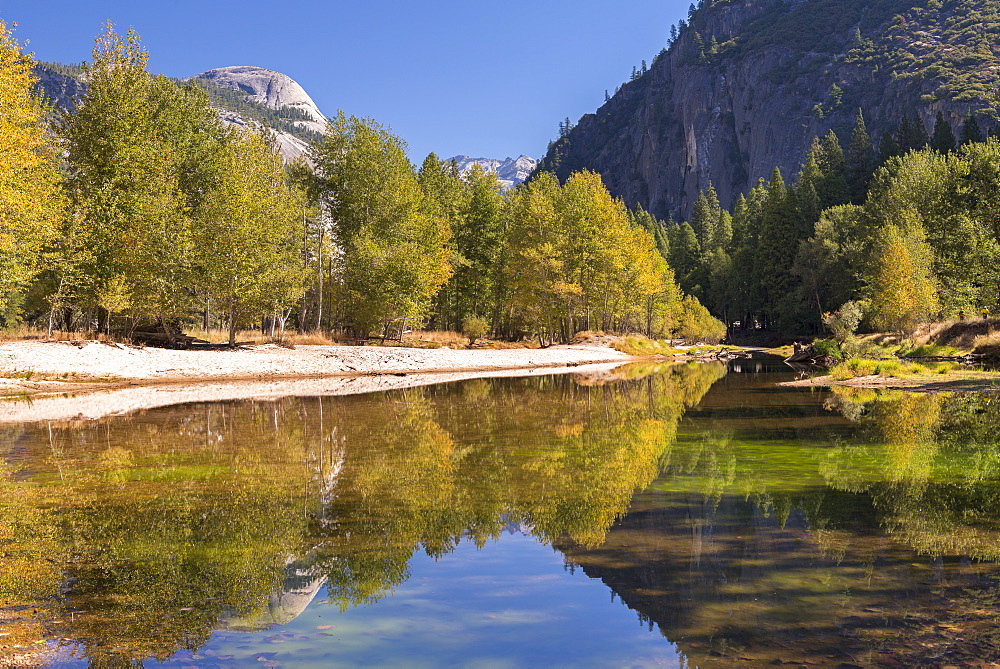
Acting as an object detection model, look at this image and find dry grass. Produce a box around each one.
[184,328,339,347]
[0,325,339,347]
[909,318,1000,351]
[404,330,466,348]
[402,330,539,350]
[0,325,125,343]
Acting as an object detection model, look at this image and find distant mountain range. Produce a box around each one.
[450,155,538,190]
[33,62,535,186]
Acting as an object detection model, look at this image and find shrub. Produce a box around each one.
[813,338,843,361]
[676,296,727,344]
[462,315,489,345]
[823,301,865,342]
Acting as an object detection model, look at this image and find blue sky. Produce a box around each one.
[0,0,691,161]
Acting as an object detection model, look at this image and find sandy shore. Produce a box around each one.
[0,340,634,422]
[0,362,635,423]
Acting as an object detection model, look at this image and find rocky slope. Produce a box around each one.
[187,66,329,162]
[33,63,329,163]
[537,0,1000,219]
[451,154,538,189]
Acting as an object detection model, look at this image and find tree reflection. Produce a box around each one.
[0,362,726,663]
[822,388,1000,561]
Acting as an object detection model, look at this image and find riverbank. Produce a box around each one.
[0,339,633,391]
[780,370,1000,393]
[0,340,647,421]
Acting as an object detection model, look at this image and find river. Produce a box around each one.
[2,360,999,666]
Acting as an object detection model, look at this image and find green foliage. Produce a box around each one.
[63,24,217,324]
[504,171,683,343]
[311,112,452,338]
[829,357,931,379]
[677,295,727,344]
[462,314,488,344]
[824,300,865,342]
[0,21,64,321]
[903,344,961,357]
[194,128,306,345]
[851,0,1000,118]
[868,220,940,333]
[812,338,844,361]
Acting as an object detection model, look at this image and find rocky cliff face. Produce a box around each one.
[33,63,331,163]
[188,66,328,135]
[451,155,538,189]
[33,63,87,110]
[187,66,329,162]
[538,0,999,219]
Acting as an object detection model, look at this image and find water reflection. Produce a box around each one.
[5,364,1000,666]
[0,362,726,666]
[557,381,1000,666]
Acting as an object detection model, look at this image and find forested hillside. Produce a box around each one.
[538,0,1000,220]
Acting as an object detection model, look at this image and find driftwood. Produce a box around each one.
[130,324,210,349]
[785,344,819,363]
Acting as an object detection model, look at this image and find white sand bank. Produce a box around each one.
[0,340,633,422]
[0,362,631,423]
[0,340,628,380]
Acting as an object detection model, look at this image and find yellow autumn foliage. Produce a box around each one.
[0,19,64,298]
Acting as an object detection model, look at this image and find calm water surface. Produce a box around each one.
[2,361,1000,667]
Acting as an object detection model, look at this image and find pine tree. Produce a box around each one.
[712,210,733,252]
[669,223,701,293]
[913,114,931,149]
[631,205,670,260]
[895,115,915,153]
[906,114,930,151]
[845,109,875,203]
[878,129,900,166]
[690,183,721,250]
[960,114,984,145]
[816,132,849,208]
[752,168,801,328]
[795,152,823,231]
[931,111,956,153]
[455,163,505,327]
[0,19,64,320]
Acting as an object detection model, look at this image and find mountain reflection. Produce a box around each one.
[0,362,726,666]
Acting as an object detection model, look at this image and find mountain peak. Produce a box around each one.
[187,66,327,136]
[451,155,537,190]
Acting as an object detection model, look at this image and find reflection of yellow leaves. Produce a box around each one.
[553,423,585,439]
[873,394,941,484]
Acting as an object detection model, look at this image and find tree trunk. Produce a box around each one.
[315,228,324,331]
[229,310,238,348]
